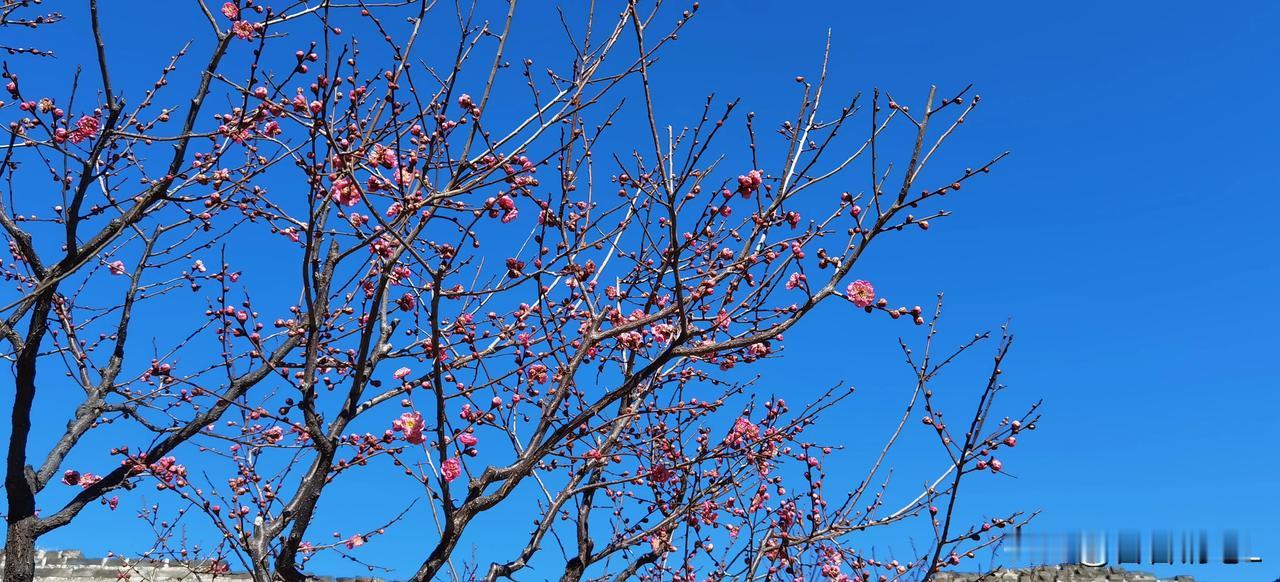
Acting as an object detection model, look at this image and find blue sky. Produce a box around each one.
[8,1,1280,580]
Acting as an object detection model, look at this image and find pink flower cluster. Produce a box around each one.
[149,456,188,488]
[618,330,644,350]
[846,279,875,308]
[222,3,258,40]
[55,115,101,145]
[263,426,284,444]
[650,323,677,344]
[61,470,102,489]
[725,417,760,448]
[392,411,425,444]
[458,404,482,422]
[525,363,548,384]
[818,546,851,581]
[486,194,518,223]
[370,144,397,168]
[647,463,675,484]
[736,169,763,197]
[231,20,256,40]
[330,177,361,207]
[441,457,461,482]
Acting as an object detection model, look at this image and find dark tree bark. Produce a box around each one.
[2,519,37,582]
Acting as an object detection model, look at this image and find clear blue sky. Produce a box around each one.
[9,1,1280,580]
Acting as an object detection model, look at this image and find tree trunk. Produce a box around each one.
[5,291,48,582]
[2,518,38,582]
[560,557,586,582]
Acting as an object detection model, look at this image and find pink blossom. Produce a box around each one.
[726,417,760,447]
[231,20,255,40]
[747,342,771,358]
[650,323,677,344]
[618,330,644,350]
[648,528,673,555]
[441,457,461,482]
[263,426,284,444]
[75,115,100,139]
[393,367,412,380]
[371,144,397,168]
[785,272,806,291]
[220,2,239,19]
[344,534,365,550]
[61,470,81,486]
[698,500,720,526]
[736,169,763,197]
[392,411,425,444]
[390,265,413,284]
[221,125,250,143]
[456,433,478,447]
[525,363,548,384]
[714,310,730,330]
[846,279,875,308]
[78,473,102,488]
[329,177,361,207]
[107,261,127,276]
[647,463,675,484]
[819,545,845,579]
[149,456,188,486]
